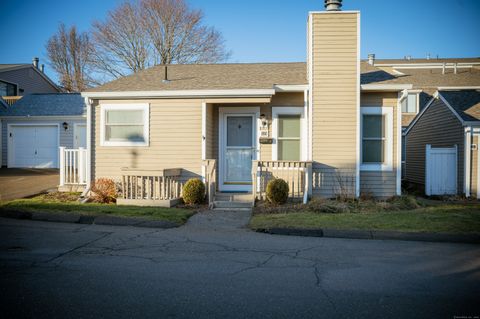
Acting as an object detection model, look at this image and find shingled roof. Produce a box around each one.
[440,90,480,122]
[0,93,85,117]
[87,62,308,92]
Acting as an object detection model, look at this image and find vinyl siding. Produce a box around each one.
[471,135,479,197]
[360,92,399,197]
[92,99,203,182]
[0,67,59,95]
[405,98,464,194]
[310,12,359,197]
[1,118,84,167]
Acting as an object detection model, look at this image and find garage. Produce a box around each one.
[8,125,59,168]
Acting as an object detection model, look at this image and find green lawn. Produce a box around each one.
[250,204,480,234]
[0,194,195,225]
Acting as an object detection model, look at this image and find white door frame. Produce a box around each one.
[7,123,60,168]
[218,107,260,192]
[73,122,87,148]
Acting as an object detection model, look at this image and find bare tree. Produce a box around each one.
[46,24,94,92]
[91,0,230,80]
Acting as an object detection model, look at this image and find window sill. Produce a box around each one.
[360,163,393,172]
[101,141,149,147]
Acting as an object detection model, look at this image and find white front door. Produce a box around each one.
[8,125,59,168]
[74,124,87,148]
[219,109,258,192]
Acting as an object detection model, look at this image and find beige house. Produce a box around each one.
[77,2,480,206]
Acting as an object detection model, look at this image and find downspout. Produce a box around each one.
[84,97,92,194]
[464,126,472,197]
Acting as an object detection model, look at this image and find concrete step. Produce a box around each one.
[214,192,253,202]
[213,201,253,209]
[212,207,252,212]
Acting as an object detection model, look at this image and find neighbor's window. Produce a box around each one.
[101,104,149,146]
[361,107,393,171]
[401,93,417,113]
[277,115,301,161]
[0,80,17,96]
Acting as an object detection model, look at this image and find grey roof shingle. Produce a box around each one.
[439,90,480,122]
[0,93,85,117]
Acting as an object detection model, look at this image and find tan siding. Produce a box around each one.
[92,99,203,182]
[360,92,399,197]
[471,135,478,197]
[205,103,214,159]
[310,12,359,197]
[405,98,464,194]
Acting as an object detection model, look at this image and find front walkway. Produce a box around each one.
[183,208,252,231]
[0,168,59,200]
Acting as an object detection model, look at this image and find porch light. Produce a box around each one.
[62,122,69,131]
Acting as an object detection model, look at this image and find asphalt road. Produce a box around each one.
[1,212,479,319]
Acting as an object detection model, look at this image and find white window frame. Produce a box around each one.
[272,107,307,161]
[100,103,149,147]
[401,92,420,114]
[360,106,393,171]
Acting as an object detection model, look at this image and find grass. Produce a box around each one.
[0,193,196,225]
[250,198,480,234]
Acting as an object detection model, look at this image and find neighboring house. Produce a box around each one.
[0,94,86,168]
[404,90,480,197]
[78,3,479,205]
[0,57,60,99]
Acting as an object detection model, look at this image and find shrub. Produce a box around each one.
[182,178,205,205]
[91,178,117,203]
[266,178,289,205]
[387,195,421,210]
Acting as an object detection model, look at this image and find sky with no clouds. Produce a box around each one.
[1,0,479,82]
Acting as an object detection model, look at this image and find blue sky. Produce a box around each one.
[1,0,479,82]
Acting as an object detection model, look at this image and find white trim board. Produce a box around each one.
[361,84,413,91]
[355,11,361,198]
[271,107,307,161]
[82,89,276,99]
[218,106,260,192]
[360,106,394,172]
[99,103,150,147]
[7,123,60,168]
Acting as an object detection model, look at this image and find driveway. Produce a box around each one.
[0,168,59,200]
[1,211,479,319]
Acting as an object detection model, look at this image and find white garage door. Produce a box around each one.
[425,144,457,196]
[8,125,59,168]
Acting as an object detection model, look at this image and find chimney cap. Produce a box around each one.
[325,0,342,11]
[32,57,39,68]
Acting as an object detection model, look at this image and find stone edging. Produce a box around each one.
[0,210,180,229]
[255,227,480,244]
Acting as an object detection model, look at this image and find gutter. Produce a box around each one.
[81,89,277,99]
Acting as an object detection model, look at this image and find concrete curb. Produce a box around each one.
[0,210,181,229]
[256,227,480,244]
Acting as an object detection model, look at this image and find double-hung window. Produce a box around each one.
[361,107,393,171]
[401,93,418,113]
[272,107,305,161]
[100,104,149,146]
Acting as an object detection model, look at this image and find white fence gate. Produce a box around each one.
[425,144,457,196]
[59,147,87,187]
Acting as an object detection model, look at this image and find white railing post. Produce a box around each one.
[59,147,65,187]
[78,147,85,184]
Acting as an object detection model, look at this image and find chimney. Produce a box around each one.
[324,0,342,11]
[368,53,375,66]
[41,64,45,73]
[32,57,39,69]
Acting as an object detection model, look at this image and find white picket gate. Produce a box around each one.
[59,147,87,187]
[425,144,457,196]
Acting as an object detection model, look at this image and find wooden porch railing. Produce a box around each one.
[59,147,87,187]
[203,159,216,208]
[252,160,313,204]
[1,96,22,106]
[118,167,183,207]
